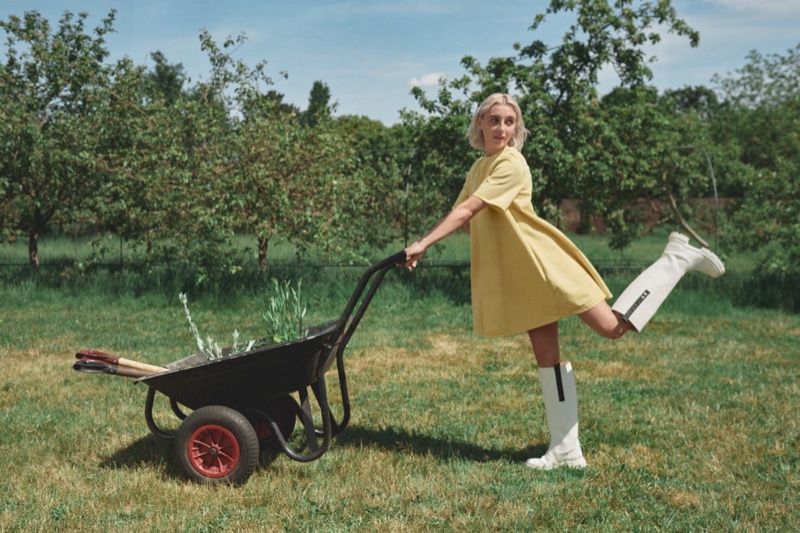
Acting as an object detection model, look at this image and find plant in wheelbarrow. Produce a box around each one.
[259,279,308,345]
[179,279,309,361]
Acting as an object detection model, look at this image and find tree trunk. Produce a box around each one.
[258,236,269,271]
[28,229,40,266]
[27,207,51,267]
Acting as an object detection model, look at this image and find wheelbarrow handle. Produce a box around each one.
[379,250,408,269]
[334,250,406,349]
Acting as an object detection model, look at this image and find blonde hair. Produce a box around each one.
[467,93,529,151]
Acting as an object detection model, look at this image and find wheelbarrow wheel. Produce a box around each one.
[175,405,259,485]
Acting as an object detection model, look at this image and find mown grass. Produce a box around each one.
[0,235,797,532]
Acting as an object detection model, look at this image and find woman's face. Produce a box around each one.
[477,103,517,156]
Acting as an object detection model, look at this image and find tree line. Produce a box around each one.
[1,2,798,294]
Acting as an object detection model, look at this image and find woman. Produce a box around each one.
[403,93,725,470]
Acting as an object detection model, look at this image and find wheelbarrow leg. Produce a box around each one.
[268,373,333,463]
[298,388,320,452]
[145,386,177,440]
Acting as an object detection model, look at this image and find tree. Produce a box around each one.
[124,31,250,269]
[398,93,475,239]
[331,115,407,246]
[302,80,333,127]
[75,30,243,273]
[0,10,116,265]
[712,44,800,171]
[146,50,186,105]
[662,85,720,118]
[86,55,181,257]
[65,25,400,276]
[711,43,800,309]
[127,32,397,271]
[225,110,356,269]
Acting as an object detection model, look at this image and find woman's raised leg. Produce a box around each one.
[579,301,631,340]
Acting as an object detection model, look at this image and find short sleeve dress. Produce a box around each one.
[454,146,612,337]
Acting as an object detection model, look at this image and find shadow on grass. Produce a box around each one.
[99,425,548,479]
[335,424,546,464]
[99,434,184,479]
[99,433,298,480]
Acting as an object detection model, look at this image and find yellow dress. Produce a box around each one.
[455,146,612,337]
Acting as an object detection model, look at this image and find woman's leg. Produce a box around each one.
[526,321,586,469]
[579,301,631,339]
[527,322,560,367]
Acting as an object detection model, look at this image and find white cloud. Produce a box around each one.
[408,72,446,88]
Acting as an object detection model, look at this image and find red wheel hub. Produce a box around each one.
[186,424,241,478]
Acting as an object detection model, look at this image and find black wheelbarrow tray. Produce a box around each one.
[75,251,406,484]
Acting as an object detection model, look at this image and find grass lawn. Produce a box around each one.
[0,235,797,531]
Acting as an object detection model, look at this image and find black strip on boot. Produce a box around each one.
[623,290,651,321]
[554,364,565,402]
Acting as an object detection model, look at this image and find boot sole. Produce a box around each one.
[525,457,587,470]
[697,247,726,277]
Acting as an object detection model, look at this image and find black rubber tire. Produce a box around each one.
[175,405,260,485]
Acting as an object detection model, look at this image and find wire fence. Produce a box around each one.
[0,224,652,276]
[0,255,649,273]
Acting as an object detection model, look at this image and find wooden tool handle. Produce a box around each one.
[117,357,166,375]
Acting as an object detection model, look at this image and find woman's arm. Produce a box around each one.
[404,195,486,270]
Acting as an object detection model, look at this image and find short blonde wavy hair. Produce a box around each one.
[466,93,529,151]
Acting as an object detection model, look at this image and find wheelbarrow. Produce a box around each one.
[73,251,406,484]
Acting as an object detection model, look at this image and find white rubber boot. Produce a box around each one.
[526,362,587,470]
[612,232,725,332]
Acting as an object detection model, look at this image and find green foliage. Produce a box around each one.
[398,94,475,237]
[519,0,699,91]
[712,43,800,304]
[146,50,187,105]
[723,157,800,311]
[712,44,800,171]
[260,279,308,344]
[302,80,334,127]
[0,10,117,264]
[178,278,309,360]
[330,115,408,243]
[1,10,402,275]
[178,292,252,360]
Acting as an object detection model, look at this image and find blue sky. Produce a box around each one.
[4,1,800,124]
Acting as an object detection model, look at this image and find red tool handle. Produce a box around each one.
[75,349,165,375]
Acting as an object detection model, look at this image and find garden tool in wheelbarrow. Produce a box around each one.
[71,251,407,485]
[73,349,166,378]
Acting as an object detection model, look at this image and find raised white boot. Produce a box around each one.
[526,362,587,470]
[612,232,725,332]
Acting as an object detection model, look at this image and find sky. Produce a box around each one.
[3,0,800,124]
